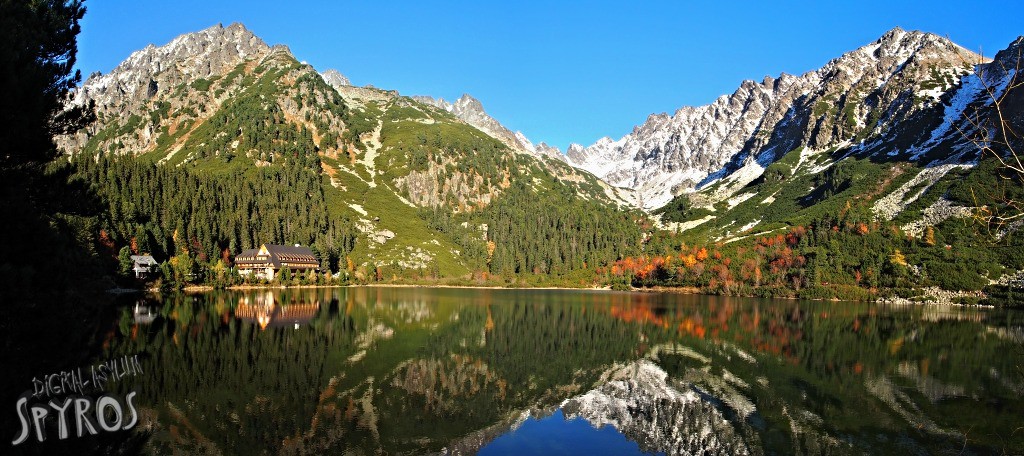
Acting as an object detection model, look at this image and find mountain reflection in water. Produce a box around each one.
[88,288,1022,454]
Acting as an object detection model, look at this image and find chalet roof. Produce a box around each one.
[130,255,158,266]
[264,244,317,258]
[235,244,318,269]
[237,248,259,258]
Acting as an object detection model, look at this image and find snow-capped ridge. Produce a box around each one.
[565,28,985,210]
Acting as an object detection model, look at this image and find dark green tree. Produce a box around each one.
[118,245,133,277]
[0,2,147,453]
[0,0,92,170]
[0,0,100,306]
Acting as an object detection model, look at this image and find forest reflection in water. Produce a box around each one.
[95,287,1023,454]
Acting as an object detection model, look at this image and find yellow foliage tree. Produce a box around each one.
[924,226,936,246]
[890,249,908,267]
[681,254,697,268]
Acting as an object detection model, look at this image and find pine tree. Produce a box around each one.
[118,246,133,278]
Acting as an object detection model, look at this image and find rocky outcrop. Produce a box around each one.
[899,197,974,237]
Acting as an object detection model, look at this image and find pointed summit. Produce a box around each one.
[455,94,484,112]
[879,26,907,42]
[72,22,272,105]
[320,69,351,90]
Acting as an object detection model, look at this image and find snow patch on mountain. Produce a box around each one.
[908,71,991,160]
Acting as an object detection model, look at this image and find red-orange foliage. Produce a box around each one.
[695,247,708,261]
[98,229,115,253]
[786,226,806,246]
[855,222,870,235]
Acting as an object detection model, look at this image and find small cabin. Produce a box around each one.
[235,244,319,281]
[131,255,158,278]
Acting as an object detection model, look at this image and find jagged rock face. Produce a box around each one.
[57,23,273,154]
[56,22,359,167]
[979,36,1024,151]
[320,69,351,90]
[566,28,983,209]
[560,360,753,455]
[396,165,496,210]
[71,22,267,113]
[413,94,517,147]
[413,94,567,162]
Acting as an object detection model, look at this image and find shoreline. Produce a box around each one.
[220,283,613,292]
[123,283,1011,308]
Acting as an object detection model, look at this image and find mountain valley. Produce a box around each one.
[56,23,1024,301]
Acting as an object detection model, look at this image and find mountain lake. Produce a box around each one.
[9,287,1024,454]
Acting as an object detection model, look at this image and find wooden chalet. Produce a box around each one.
[235,244,319,280]
[130,255,158,278]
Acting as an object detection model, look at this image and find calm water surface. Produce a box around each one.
[65,288,1024,453]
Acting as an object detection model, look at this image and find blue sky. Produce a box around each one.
[75,1,1023,151]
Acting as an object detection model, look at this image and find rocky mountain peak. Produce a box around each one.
[566,28,984,210]
[71,22,271,110]
[320,69,351,89]
[58,22,295,156]
[453,94,484,112]
[565,143,588,162]
[109,22,265,77]
[991,35,1024,69]
[879,26,906,42]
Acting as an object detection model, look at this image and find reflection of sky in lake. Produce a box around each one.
[88,287,1023,454]
[479,410,660,456]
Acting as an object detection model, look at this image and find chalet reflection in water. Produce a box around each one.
[234,290,320,330]
[94,288,1022,454]
[133,301,157,325]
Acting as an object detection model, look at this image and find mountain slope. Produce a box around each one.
[593,36,1024,302]
[567,28,984,210]
[658,34,1023,243]
[58,23,643,281]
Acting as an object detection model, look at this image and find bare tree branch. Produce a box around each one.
[952,43,1024,234]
